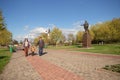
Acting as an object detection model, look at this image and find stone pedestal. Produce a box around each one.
[82,31,91,48]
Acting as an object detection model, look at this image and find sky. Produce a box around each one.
[0,0,120,41]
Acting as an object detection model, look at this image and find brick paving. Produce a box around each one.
[0,49,120,80]
[27,55,84,80]
[40,49,120,80]
[0,51,41,80]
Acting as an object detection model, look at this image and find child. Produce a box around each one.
[30,45,36,56]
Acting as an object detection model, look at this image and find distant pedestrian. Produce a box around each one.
[23,38,30,57]
[37,37,44,56]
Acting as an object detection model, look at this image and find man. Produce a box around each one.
[37,37,44,56]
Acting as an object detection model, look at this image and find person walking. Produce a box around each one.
[23,38,30,57]
[37,37,44,56]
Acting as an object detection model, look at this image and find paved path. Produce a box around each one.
[0,51,42,80]
[0,49,120,80]
[40,49,120,80]
[27,54,83,80]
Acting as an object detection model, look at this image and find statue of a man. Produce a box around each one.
[83,20,89,31]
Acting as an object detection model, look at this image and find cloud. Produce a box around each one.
[48,24,56,28]
[73,21,84,31]
[30,27,47,34]
[24,27,48,40]
[14,35,25,42]
[14,21,87,42]
[14,27,78,42]
[14,27,48,42]
[62,29,76,35]
[96,21,103,24]
[61,20,88,37]
[24,25,29,31]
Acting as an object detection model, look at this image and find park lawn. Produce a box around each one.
[0,48,12,73]
[77,44,120,55]
[47,45,77,49]
[47,44,120,55]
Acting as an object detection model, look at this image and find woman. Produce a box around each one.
[23,38,30,57]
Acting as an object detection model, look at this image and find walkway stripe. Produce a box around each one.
[27,55,84,80]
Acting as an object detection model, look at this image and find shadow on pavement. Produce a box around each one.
[42,52,48,55]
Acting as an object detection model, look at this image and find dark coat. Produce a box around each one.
[37,40,44,48]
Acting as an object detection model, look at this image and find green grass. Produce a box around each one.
[46,45,78,49]
[0,48,12,73]
[77,44,120,55]
[47,44,120,55]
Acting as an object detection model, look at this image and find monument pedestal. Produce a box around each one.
[82,31,91,48]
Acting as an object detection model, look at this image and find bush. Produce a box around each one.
[103,64,120,73]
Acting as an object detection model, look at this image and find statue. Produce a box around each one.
[82,20,91,48]
[83,20,89,31]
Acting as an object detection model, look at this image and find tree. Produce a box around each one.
[0,29,12,45]
[49,27,64,45]
[68,33,75,45]
[89,30,95,41]
[109,18,120,42]
[13,40,19,44]
[33,32,50,45]
[90,22,110,43]
[0,10,12,46]
[33,37,39,45]
[20,40,23,44]
[40,33,49,43]
[76,31,84,43]
[90,18,120,43]
[0,11,6,31]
